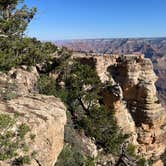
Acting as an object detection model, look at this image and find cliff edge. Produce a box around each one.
[0,67,67,166]
[74,53,166,164]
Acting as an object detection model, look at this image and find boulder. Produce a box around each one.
[0,68,67,166]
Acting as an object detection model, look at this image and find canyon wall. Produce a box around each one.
[74,53,166,164]
[58,38,166,108]
[0,53,165,165]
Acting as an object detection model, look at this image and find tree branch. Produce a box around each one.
[77,97,90,115]
[0,34,8,37]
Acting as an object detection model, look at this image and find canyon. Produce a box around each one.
[0,52,165,165]
[56,38,166,108]
[73,53,166,165]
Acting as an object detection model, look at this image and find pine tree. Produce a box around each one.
[0,0,37,37]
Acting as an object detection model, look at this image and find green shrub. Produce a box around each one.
[56,111,87,166]
[138,157,147,166]
[56,144,85,166]
[56,88,69,104]
[79,105,128,155]
[1,91,17,100]
[64,62,101,115]
[30,134,36,140]
[18,123,30,139]
[127,144,136,157]
[0,82,18,100]
[85,157,96,166]
[0,114,15,129]
[0,37,57,71]
[37,74,57,96]
[0,114,35,164]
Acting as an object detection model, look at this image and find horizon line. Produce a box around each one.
[41,36,166,42]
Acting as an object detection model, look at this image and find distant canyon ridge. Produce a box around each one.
[56,38,166,107]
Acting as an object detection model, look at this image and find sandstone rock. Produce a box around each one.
[81,134,98,158]
[73,53,166,161]
[0,68,67,166]
[0,53,165,164]
[8,67,39,95]
[153,160,164,166]
[58,38,166,108]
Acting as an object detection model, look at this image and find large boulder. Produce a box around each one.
[0,68,67,166]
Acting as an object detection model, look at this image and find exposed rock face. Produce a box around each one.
[0,68,67,166]
[0,54,165,165]
[107,55,166,161]
[58,38,166,108]
[73,53,166,163]
[8,66,39,95]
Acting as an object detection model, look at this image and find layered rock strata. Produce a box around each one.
[73,53,166,164]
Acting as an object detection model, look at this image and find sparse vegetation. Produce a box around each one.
[30,134,36,140]
[0,114,36,165]
[126,144,137,157]
[38,60,128,165]
[55,144,85,166]
[0,82,18,100]
[18,123,30,139]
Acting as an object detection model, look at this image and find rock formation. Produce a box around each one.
[73,53,166,165]
[58,38,166,108]
[0,68,67,166]
[0,53,165,165]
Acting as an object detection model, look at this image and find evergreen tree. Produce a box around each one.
[0,0,58,71]
[0,0,37,37]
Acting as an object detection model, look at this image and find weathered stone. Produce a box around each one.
[8,67,39,95]
[73,53,166,162]
[80,134,98,158]
[0,68,67,166]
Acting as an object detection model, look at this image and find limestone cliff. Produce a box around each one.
[0,67,67,166]
[73,53,166,164]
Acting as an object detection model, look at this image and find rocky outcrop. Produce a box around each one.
[80,134,98,158]
[58,38,166,108]
[0,68,67,166]
[73,53,166,164]
[107,55,166,162]
[0,53,165,165]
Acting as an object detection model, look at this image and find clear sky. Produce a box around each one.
[25,0,166,40]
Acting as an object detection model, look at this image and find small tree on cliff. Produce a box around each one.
[0,0,37,37]
[65,62,101,116]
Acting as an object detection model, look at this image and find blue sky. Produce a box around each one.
[25,0,166,40]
